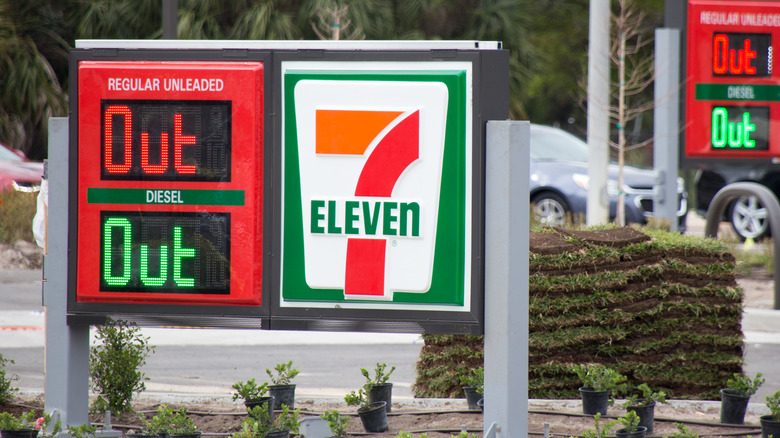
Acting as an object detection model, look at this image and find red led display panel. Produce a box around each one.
[76,61,263,306]
[101,100,231,181]
[686,1,780,160]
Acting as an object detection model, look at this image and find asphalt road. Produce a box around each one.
[0,269,424,402]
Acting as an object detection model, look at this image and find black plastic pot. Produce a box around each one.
[268,384,296,410]
[357,401,389,433]
[615,426,647,438]
[245,396,275,423]
[579,387,610,415]
[462,385,482,410]
[626,400,656,434]
[0,430,38,438]
[720,389,750,424]
[760,415,780,438]
[264,430,290,438]
[367,383,393,413]
[477,398,484,412]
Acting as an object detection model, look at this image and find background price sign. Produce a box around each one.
[69,60,264,319]
[686,1,780,162]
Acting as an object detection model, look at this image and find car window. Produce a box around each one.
[530,126,589,162]
[0,145,23,161]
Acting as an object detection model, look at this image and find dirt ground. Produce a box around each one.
[0,393,769,437]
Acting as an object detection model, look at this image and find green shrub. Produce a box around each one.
[0,190,36,244]
[725,372,764,397]
[0,353,18,403]
[89,319,155,414]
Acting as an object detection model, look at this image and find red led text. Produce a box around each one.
[104,105,196,175]
[713,33,758,75]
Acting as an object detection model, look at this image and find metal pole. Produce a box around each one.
[653,28,681,231]
[163,0,178,40]
[484,120,529,437]
[43,118,90,428]
[587,0,610,226]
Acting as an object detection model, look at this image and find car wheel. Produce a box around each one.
[531,192,569,227]
[730,195,771,240]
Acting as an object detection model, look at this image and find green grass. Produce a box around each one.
[0,190,37,244]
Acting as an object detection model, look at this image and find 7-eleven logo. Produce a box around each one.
[316,109,420,296]
[282,64,471,307]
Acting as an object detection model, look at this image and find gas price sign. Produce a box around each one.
[686,1,780,162]
[71,61,264,312]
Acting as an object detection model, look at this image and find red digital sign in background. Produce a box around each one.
[76,61,263,306]
[686,1,780,160]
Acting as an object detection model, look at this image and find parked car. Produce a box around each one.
[0,143,43,192]
[694,167,780,240]
[529,124,688,231]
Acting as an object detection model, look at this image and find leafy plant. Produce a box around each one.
[231,378,269,403]
[617,410,641,434]
[725,372,764,397]
[0,412,60,437]
[395,432,426,438]
[623,383,668,408]
[665,423,699,438]
[0,411,38,431]
[142,405,198,435]
[767,390,780,422]
[89,319,155,414]
[362,363,396,387]
[320,410,349,437]
[344,387,369,409]
[459,367,484,394]
[0,353,18,404]
[266,361,300,386]
[573,364,627,406]
[580,413,617,438]
[66,423,98,438]
[233,404,299,437]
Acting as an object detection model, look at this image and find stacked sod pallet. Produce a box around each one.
[413,227,743,400]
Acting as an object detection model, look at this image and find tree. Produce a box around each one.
[0,0,69,159]
[610,0,656,225]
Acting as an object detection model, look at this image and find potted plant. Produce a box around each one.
[760,389,780,438]
[345,387,388,433]
[580,412,616,438]
[614,410,647,438]
[235,404,300,438]
[573,363,627,415]
[320,410,349,438]
[362,362,396,413]
[0,412,60,438]
[232,378,274,420]
[622,383,667,434]
[720,372,764,424]
[266,361,299,410]
[143,405,201,438]
[459,367,484,410]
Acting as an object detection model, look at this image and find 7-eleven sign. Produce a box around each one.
[281,62,472,311]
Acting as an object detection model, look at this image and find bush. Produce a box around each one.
[0,190,36,244]
[0,353,18,403]
[90,319,155,414]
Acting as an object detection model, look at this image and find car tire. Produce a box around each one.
[729,195,771,241]
[531,192,569,227]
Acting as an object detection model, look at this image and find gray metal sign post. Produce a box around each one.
[653,28,681,231]
[484,120,530,437]
[43,117,90,429]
